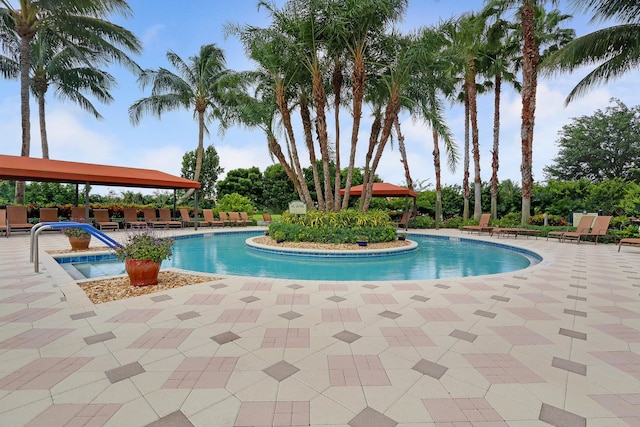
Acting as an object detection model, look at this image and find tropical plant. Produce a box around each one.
[0,0,140,202]
[129,44,239,204]
[114,228,174,262]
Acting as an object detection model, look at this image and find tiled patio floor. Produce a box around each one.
[1,228,640,426]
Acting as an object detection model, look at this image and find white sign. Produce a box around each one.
[288,201,307,215]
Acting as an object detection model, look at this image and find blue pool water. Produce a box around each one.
[69,231,539,282]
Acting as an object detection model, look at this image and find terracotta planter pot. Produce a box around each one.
[68,235,91,250]
[125,259,161,287]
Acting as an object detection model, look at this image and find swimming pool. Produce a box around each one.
[66,231,540,282]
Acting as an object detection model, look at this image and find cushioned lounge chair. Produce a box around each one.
[203,209,224,227]
[262,213,272,224]
[39,207,59,223]
[71,206,87,222]
[546,215,595,242]
[462,213,493,234]
[239,212,254,226]
[0,209,8,237]
[227,211,247,226]
[179,208,196,227]
[6,205,33,234]
[618,238,640,252]
[123,208,146,229]
[94,209,119,231]
[158,208,182,228]
[218,211,234,226]
[491,227,541,239]
[563,215,612,244]
[143,208,169,228]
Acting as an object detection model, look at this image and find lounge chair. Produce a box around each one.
[203,209,224,227]
[262,213,273,224]
[158,208,182,228]
[94,209,119,231]
[6,205,33,234]
[179,208,196,227]
[218,211,234,226]
[392,212,411,228]
[547,215,595,242]
[462,213,493,234]
[39,207,59,223]
[0,209,8,237]
[618,238,640,252]
[492,227,541,239]
[143,208,169,228]
[227,211,248,226]
[71,206,88,222]
[563,215,612,244]
[240,212,254,226]
[123,208,146,229]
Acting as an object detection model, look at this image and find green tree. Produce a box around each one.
[263,164,297,213]
[216,193,255,213]
[181,144,223,202]
[0,0,140,203]
[129,44,237,204]
[543,0,640,104]
[217,167,264,207]
[543,99,640,182]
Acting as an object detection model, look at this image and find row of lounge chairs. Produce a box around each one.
[460,213,540,239]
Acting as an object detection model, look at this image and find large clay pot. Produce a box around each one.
[125,259,161,287]
[68,235,91,250]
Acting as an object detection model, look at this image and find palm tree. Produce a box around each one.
[0,0,139,203]
[129,44,236,204]
[542,0,639,104]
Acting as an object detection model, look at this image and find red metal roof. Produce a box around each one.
[340,182,418,198]
[0,154,200,190]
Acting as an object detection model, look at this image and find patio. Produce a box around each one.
[0,228,639,426]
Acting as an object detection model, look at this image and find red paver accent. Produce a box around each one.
[262,328,310,348]
[0,292,55,304]
[183,294,225,305]
[442,293,482,304]
[463,353,545,384]
[518,293,561,303]
[107,309,161,323]
[319,284,348,291]
[381,327,435,347]
[163,356,237,389]
[592,324,640,343]
[392,283,422,291]
[506,307,558,320]
[591,351,640,380]
[128,328,193,349]
[0,307,62,322]
[361,293,398,304]
[415,307,463,321]
[0,328,73,349]
[590,293,638,303]
[276,294,310,305]
[235,401,310,427]
[240,282,272,291]
[462,282,495,291]
[423,398,507,424]
[593,306,640,319]
[0,357,92,389]
[216,309,261,323]
[489,326,553,345]
[590,393,640,422]
[321,308,361,322]
[25,404,121,427]
[328,355,390,386]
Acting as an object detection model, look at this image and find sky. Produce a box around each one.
[1,0,639,197]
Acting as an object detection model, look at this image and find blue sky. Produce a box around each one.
[1,0,639,196]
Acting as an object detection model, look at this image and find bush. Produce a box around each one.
[529,213,568,226]
[443,216,464,229]
[407,215,435,229]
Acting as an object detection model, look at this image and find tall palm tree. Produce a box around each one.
[0,0,139,203]
[129,44,236,204]
[542,0,640,104]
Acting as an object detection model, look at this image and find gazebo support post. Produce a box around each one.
[193,190,199,230]
[173,189,177,220]
[404,195,409,232]
[84,182,90,223]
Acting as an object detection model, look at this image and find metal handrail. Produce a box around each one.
[31,222,121,273]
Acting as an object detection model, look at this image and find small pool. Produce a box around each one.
[64,231,540,282]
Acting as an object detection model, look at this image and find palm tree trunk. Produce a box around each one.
[468,61,482,220]
[432,127,442,229]
[311,64,333,211]
[177,109,205,204]
[395,116,413,191]
[462,93,470,220]
[332,58,343,211]
[35,80,50,159]
[300,96,324,210]
[15,33,33,204]
[342,49,365,209]
[490,73,501,219]
[361,112,382,211]
[520,0,538,225]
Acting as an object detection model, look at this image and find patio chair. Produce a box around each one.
[262,213,273,224]
[239,212,254,226]
[179,208,196,227]
[203,209,224,227]
[218,211,234,226]
[0,209,8,237]
[564,215,612,244]
[143,208,169,228]
[618,237,640,252]
[39,207,59,223]
[227,211,247,226]
[158,208,182,228]
[123,208,146,229]
[71,206,88,222]
[6,205,33,234]
[392,212,411,228]
[462,213,493,234]
[94,209,119,231]
[546,215,594,242]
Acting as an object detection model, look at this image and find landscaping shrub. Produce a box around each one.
[407,215,435,229]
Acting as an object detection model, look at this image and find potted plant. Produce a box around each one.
[273,231,286,244]
[64,218,91,250]
[398,232,407,241]
[114,228,174,287]
[356,236,368,246]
